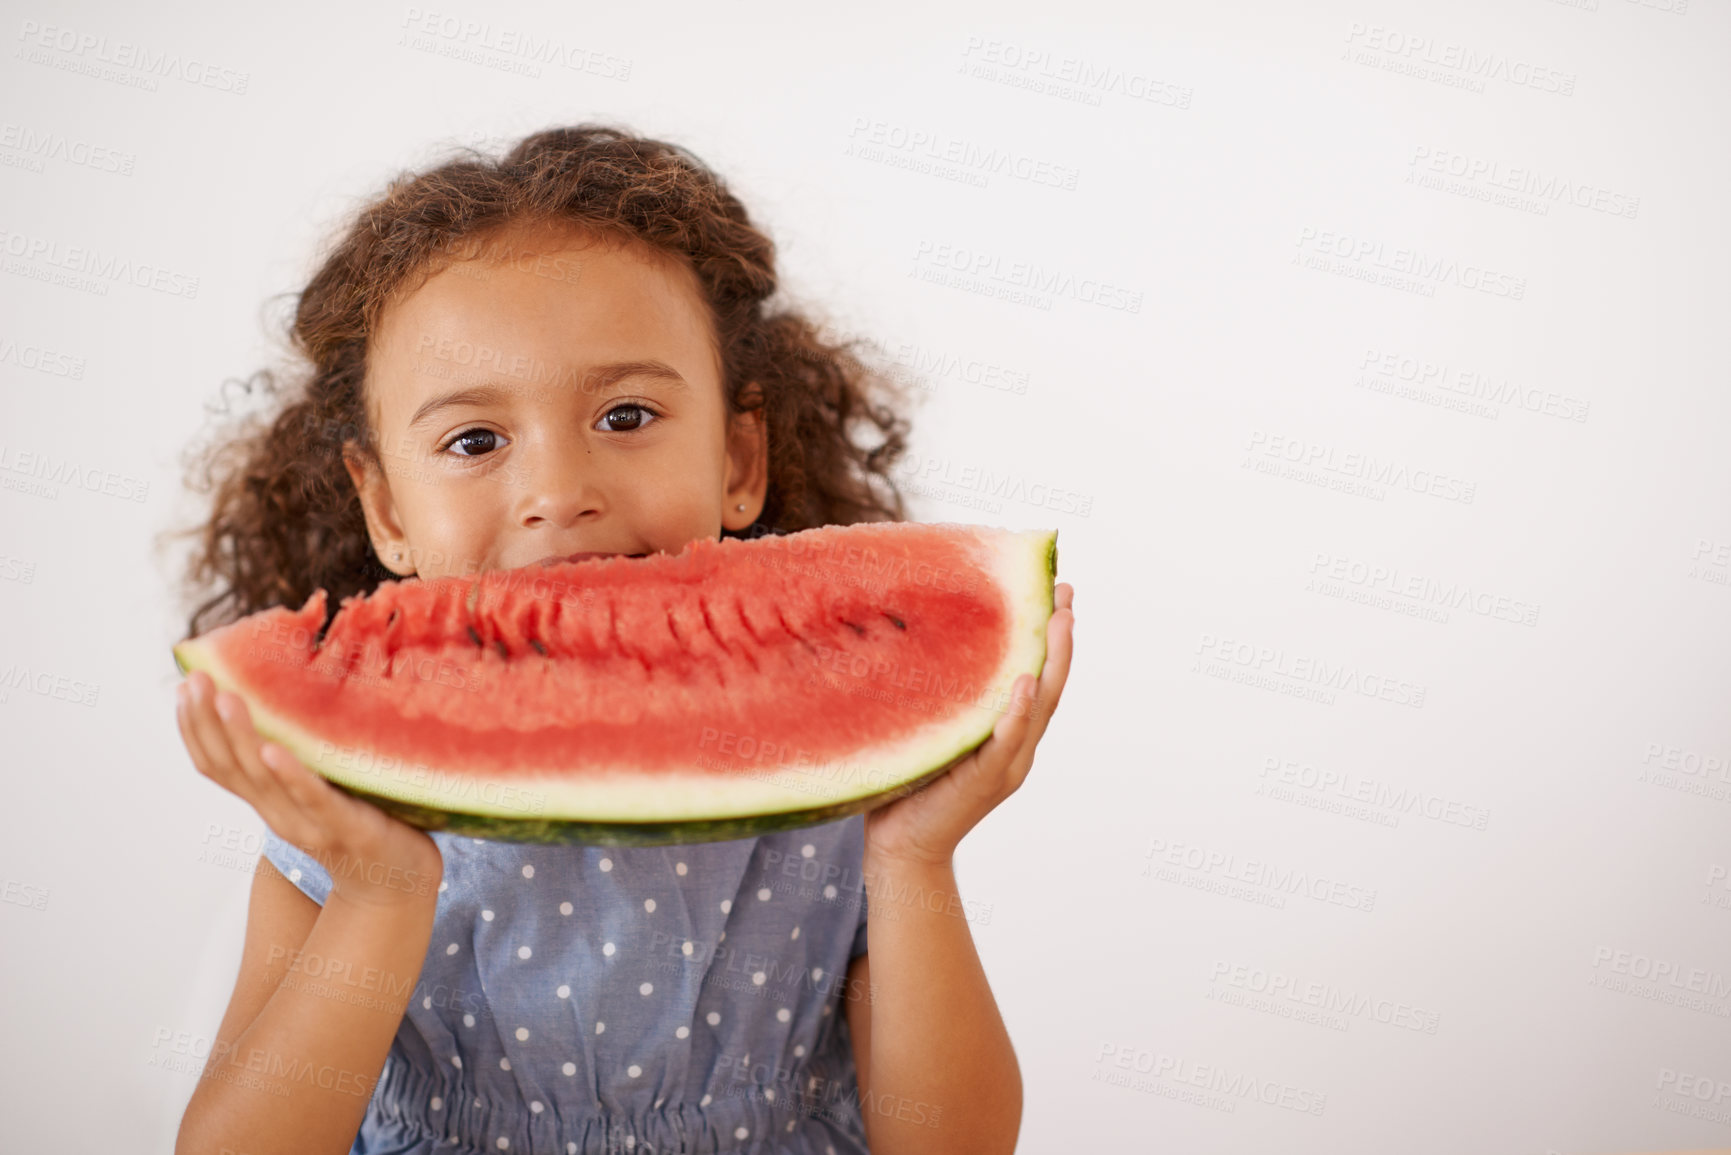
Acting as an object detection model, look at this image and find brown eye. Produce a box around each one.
[598,404,655,433]
[444,429,501,457]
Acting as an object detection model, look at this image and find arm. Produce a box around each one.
[848,580,1075,1155]
[844,858,1021,1155]
[175,857,439,1155]
[172,670,444,1155]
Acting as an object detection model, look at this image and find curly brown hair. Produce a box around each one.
[167,124,915,643]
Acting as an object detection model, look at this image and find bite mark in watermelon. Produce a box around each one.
[172,522,1057,845]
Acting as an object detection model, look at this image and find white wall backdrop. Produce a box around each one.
[2,0,1727,1151]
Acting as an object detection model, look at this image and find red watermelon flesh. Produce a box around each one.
[172,521,1057,845]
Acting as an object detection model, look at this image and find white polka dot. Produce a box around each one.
[794,1044,805,1057]
[557,984,570,999]
[791,926,800,940]
[757,887,772,901]
[827,1146,837,1155]
[719,898,732,914]
[559,901,573,916]
[766,1088,776,1102]
[515,1027,529,1041]
[809,1077,819,1091]
[628,1064,642,1077]
[822,1005,832,1016]
[562,1062,576,1076]
[777,1007,791,1022]
[422,996,432,1009]
[517,945,531,960]
[626,1139,637,1152]
[676,1025,689,1038]
[603,942,615,957]
[812,967,824,982]
[752,971,766,985]
[700,1093,712,1106]
[682,940,693,956]
[499,1058,510,1071]
[640,981,654,996]
[644,898,656,913]
[653,1098,664,1110]
[707,1011,720,1026]
[676,861,687,875]
[451,1056,462,1069]
[496,1139,508,1151]
[568,1145,577,1155]
[464,1013,475,1028]
[431,1096,443,1110]
[473,839,484,845]
[521,864,535,879]
[289,868,302,883]
[482,909,494,921]
[530,1100,543,1114]
[824,884,838,899]
[446,943,460,955]
[439,881,448,893]
[595,1021,606,1034]
[718,931,726,942]
[801,843,816,858]
[787,1119,796,1132]
[599,857,613,871]
[734,1127,749,1140]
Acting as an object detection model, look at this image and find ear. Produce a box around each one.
[722,382,769,532]
[342,443,417,576]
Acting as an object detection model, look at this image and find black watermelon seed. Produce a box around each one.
[839,618,867,637]
[881,613,907,630]
[529,638,548,656]
[493,639,509,660]
[466,625,483,648]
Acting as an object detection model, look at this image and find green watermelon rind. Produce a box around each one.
[173,526,1058,846]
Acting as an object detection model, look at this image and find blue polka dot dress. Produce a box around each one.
[259,815,873,1154]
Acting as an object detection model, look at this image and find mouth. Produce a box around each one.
[534,551,650,568]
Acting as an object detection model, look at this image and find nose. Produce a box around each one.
[512,435,603,529]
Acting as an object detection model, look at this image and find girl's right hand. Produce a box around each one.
[175,669,443,911]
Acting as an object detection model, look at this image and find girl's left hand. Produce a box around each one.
[862,582,1075,870]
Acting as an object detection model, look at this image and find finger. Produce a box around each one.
[1028,606,1075,740]
[213,690,308,835]
[1055,582,1074,613]
[183,673,253,792]
[175,683,221,780]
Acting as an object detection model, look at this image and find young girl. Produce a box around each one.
[171,124,1075,1155]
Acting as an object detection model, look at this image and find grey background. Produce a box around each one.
[1,0,1727,1151]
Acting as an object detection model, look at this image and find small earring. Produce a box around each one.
[735,504,746,512]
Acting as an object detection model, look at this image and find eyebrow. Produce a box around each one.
[405,359,689,430]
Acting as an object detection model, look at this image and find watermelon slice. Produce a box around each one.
[173,522,1057,845]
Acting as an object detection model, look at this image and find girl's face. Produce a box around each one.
[345,220,767,581]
